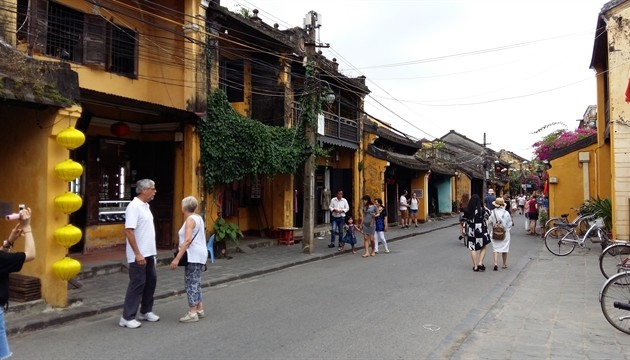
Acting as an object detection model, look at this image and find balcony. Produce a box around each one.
[322,110,359,144]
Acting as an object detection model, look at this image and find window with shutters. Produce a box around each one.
[109,25,137,78]
[24,1,137,78]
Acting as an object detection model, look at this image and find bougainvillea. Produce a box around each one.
[532,128,596,161]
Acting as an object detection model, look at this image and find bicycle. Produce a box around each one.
[599,241,630,279]
[543,216,610,256]
[545,208,590,239]
[599,271,630,334]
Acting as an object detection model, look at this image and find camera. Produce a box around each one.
[5,204,25,221]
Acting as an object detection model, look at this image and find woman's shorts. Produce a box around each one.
[528,212,539,221]
[409,209,418,215]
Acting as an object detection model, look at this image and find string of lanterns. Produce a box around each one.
[51,126,85,281]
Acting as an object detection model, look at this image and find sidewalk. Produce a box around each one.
[435,236,630,359]
[5,216,459,336]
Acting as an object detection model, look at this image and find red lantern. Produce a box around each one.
[110,122,130,137]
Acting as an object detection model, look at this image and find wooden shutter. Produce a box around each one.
[83,15,106,67]
[30,0,48,54]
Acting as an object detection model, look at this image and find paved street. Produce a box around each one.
[6,215,630,359]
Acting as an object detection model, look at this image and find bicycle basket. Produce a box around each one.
[595,217,606,228]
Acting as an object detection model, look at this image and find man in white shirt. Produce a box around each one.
[328,190,350,248]
[119,179,160,329]
[399,190,410,228]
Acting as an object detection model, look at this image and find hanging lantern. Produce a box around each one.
[54,159,84,182]
[53,224,82,248]
[52,257,81,281]
[56,127,85,150]
[110,122,130,137]
[54,192,83,214]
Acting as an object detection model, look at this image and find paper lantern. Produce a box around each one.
[54,159,84,181]
[54,192,83,214]
[53,224,82,248]
[52,257,81,281]
[56,127,85,150]
[110,122,130,137]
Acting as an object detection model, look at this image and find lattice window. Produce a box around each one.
[110,25,137,78]
[46,1,83,61]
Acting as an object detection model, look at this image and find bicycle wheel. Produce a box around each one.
[600,243,630,279]
[544,227,577,256]
[576,217,590,237]
[545,217,561,229]
[600,272,630,335]
[545,222,566,239]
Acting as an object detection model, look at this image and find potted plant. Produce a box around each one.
[538,210,549,237]
[581,197,613,234]
[212,218,243,258]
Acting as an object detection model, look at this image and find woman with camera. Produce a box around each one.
[0,207,35,359]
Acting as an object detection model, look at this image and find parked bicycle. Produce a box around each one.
[544,208,590,237]
[599,271,630,335]
[599,241,630,279]
[543,216,610,256]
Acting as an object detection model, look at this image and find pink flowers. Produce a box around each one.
[533,128,596,161]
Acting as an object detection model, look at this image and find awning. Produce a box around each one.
[367,144,430,171]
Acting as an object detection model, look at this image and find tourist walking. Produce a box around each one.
[374,198,389,253]
[464,194,490,272]
[485,189,496,210]
[170,196,208,323]
[339,216,358,253]
[487,197,513,271]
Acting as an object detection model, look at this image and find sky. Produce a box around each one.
[219,0,608,159]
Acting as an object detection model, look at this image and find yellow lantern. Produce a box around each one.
[54,192,83,214]
[53,224,82,248]
[56,127,85,150]
[52,257,81,281]
[54,159,84,182]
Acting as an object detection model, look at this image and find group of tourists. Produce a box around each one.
[328,190,390,258]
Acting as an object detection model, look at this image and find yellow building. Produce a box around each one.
[590,0,630,240]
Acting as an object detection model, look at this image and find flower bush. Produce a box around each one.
[533,128,596,161]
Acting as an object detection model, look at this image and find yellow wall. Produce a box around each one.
[0,105,82,306]
[598,4,630,240]
[546,143,597,220]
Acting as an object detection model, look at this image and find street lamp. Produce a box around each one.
[536,166,543,178]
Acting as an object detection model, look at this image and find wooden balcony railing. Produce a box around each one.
[322,111,359,143]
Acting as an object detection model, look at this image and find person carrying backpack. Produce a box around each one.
[487,197,513,271]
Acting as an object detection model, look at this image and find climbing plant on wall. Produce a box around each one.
[198,90,305,190]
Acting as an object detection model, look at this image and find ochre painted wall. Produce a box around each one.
[546,143,597,220]
[0,105,82,306]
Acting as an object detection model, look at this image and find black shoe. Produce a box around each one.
[328,244,335,248]
[478,264,486,271]
[458,235,463,240]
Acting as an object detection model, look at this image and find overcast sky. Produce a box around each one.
[219,0,608,159]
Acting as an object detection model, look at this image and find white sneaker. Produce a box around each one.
[385,249,390,253]
[179,312,199,323]
[119,317,142,328]
[138,312,160,322]
[197,310,205,319]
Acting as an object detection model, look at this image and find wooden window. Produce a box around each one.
[83,15,106,67]
[46,1,83,61]
[108,25,137,78]
[221,59,244,102]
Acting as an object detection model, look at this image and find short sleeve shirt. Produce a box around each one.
[125,197,157,263]
[399,196,408,211]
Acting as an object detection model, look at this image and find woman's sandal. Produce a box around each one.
[362,254,369,258]
[493,265,498,271]
[473,267,479,272]
[502,265,508,269]
[478,264,486,271]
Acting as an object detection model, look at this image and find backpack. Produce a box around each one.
[491,210,506,241]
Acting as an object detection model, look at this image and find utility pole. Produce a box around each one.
[482,133,489,199]
[302,11,318,254]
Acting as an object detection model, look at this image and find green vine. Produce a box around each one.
[199,90,305,190]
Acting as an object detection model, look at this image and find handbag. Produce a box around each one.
[174,229,199,266]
